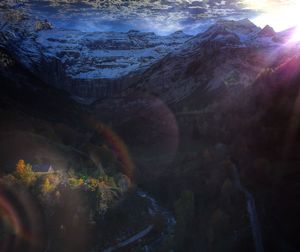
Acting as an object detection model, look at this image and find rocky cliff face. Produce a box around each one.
[35,29,191,80]
[0,8,191,101]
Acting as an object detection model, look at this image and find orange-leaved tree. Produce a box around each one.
[16,159,26,174]
[15,159,35,185]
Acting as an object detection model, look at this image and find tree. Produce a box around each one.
[41,178,52,194]
[174,190,195,250]
[221,178,234,207]
[25,163,33,173]
[88,178,98,190]
[15,160,35,185]
[16,159,26,175]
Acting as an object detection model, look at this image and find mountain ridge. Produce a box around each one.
[1,8,300,105]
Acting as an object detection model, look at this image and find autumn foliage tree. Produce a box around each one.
[16,159,26,175]
[15,159,35,185]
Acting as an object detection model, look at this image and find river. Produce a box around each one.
[103,189,176,252]
[103,164,263,252]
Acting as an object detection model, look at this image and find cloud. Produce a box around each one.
[19,0,294,34]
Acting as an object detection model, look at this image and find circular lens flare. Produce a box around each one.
[0,184,46,252]
[95,122,135,180]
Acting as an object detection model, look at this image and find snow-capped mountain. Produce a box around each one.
[35,29,191,80]
[0,8,192,98]
[120,19,300,105]
[1,6,299,105]
[90,19,300,128]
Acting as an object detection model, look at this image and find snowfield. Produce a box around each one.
[31,28,192,79]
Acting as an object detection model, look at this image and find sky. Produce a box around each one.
[19,0,300,35]
[248,0,300,32]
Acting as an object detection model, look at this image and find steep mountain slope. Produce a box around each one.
[127,52,300,252]
[125,19,299,106]
[0,46,89,172]
[91,19,300,136]
[0,45,129,180]
[215,54,300,251]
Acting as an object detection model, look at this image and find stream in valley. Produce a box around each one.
[233,164,264,252]
[103,189,176,252]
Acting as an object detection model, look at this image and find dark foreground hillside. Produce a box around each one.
[106,54,300,252]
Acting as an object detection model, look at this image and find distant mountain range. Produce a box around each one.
[1,7,300,105]
[34,29,191,79]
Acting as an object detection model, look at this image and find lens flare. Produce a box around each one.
[89,92,179,181]
[290,27,300,42]
[0,184,45,252]
[248,0,300,32]
[93,122,135,181]
[0,192,22,235]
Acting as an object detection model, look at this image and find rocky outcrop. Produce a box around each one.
[258,25,276,37]
[0,49,15,67]
[35,19,52,31]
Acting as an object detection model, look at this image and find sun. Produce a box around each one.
[247,1,300,36]
[290,27,300,42]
